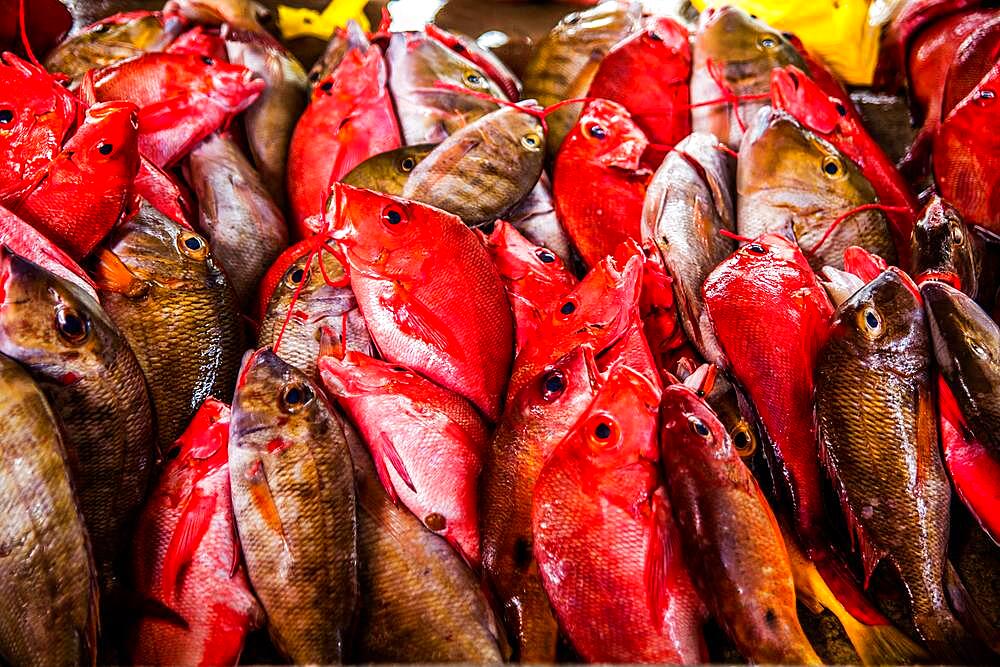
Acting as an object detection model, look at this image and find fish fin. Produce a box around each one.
[317,324,344,360]
[380,282,461,356]
[371,431,416,499]
[92,248,146,296]
[137,95,194,133]
[136,597,190,631]
[245,459,289,552]
[644,489,673,631]
[162,489,216,601]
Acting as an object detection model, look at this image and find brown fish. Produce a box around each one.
[344,418,505,662]
[186,132,288,307]
[506,173,579,270]
[737,107,896,271]
[816,268,981,661]
[341,143,438,195]
[911,195,981,299]
[92,202,244,452]
[521,0,640,158]
[229,349,358,663]
[386,30,506,145]
[0,353,99,667]
[481,345,600,662]
[690,5,805,149]
[403,104,545,227]
[0,250,154,587]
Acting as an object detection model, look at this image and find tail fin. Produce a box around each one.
[783,525,929,665]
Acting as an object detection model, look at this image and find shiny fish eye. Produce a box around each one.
[587,415,620,449]
[201,56,215,66]
[399,156,416,172]
[98,142,113,156]
[647,30,663,41]
[320,81,333,92]
[284,266,305,288]
[381,204,406,226]
[759,35,777,49]
[587,123,607,140]
[55,306,90,345]
[977,89,996,102]
[93,23,111,34]
[835,102,847,117]
[521,132,542,151]
[463,70,487,89]
[177,232,208,260]
[746,243,767,255]
[535,248,556,263]
[688,415,711,438]
[541,370,566,400]
[391,365,408,373]
[857,305,883,339]
[951,225,964,245]
[733,424,757,457]
[559,300,576,316]
[822,155,844,178]
[280,382,314,413]
[0,109,12,124]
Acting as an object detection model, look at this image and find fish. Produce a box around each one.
[941,14,1000,119]
[0,249,154,588]
[11,101,140,260]
[533,365,705,663]
[341,143,437,195]
[185,131,288,307]
[85,51,265,168]
[815,268,982,660]
[257,241,369,380]
[737,106,896,271]
[933,60,1000,233]
[224,27,309,206]
[521,0,640,158]
[703,234,924,664]
[770,65,918,266]
[690,5,805,149]
[587,15,692,155]
[320,351,488,565]
[385,30,505,145]
[481,345,600,662]
[479,220,577,353]
[637,249,698,384]
[330,184,514,422]
[553,99,650,268]
[922,280,1000,456]
[506,251,640,402]
[162,0,269,32]
[0,353,98,667]
[135,155,196,228]
[165,24,228,60]
[307,20,366,87]
[426,23,521,102]
[92,202,244,452]
[132,398,263,665]
[642,131,735,365]
[229,348,358,663]
[44,11,183,83]
[504,174,579,269]
[910,195,981,298]
[288,45,400,237]
[659,380,822,665]
[344,418,504,662]
[402,104,546,228]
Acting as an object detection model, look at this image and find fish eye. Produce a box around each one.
[0,109,13,124]
[284,266,305,288]
[586,414,620,449]
[822,155,844,178]
[462,70,487,90]
[320,81,333,92]
[977,89,995,103]
[558,300,577,316]
[177,232,208,260]
[732,423,757,457]
[521,132,542,151]
[541,369,566,400]
[98,142,114,156]
[951,225,964,245]
[308,71,320,82]
[688,414,711,438]
[834,102,847,117]
[647,30,663,41]
[535,248,556,263]
[93,23,111,34]
[280,381,314,413]
[746,243,767,255]
[758,35,778,49]
[391,365,408,373]
[55,306,90,345]
[587,123,607,140]
[399,156,417,172]
[381,204,407,226]
[857,305,883,339]
[200,56,215,66]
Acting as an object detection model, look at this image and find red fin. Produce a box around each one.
[137,95,194,133]
[162,490,216,600]
[245,459,289,551]
[377,432,416,493]
[380,282,462,355]
[645,489,673,630]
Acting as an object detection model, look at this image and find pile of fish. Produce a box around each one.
[0,0,998,664]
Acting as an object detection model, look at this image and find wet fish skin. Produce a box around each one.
[341,144,437,196]
[229,349,358,664]
[0,354,98,667]
[910,196,981,298]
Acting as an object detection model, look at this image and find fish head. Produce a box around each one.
[659,382,731,461]
[197,56,266,111]
[511,344,602,425]
[388,31,506,103]
[231,347,333,451]
[910,195,981,293]
[319,350,423,398]
[696,5,802,70]
[569,99,647,170]
[341,143,438,194]
[921,280,1000,390]
[615,16,691,74]
[770,65,845,135]
[164,0,268,31]
[709,232,811,287]
[169,397,231,469]
[485,220,570,284]
[0,249,119,381]
[93,203,225,295]
[552,1,642,48]
[45,11,174,78]
[256,237,347,320]
[65,101,140,183]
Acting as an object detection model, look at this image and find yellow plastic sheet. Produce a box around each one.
[276,0,370,41]
[692,0,881,85]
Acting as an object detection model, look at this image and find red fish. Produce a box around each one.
[0,204,96,298]
[288,46,400,238]
[319,351,487,565]
[506,251,641,403]
[166,25,228,61]
[330,184,513,422]
[933,61,1000,233]
[534,365,705,663]
[553,99,650,268]
[637,249,697,384]
[132,398,263,666]
[85,52,264,168]
[771,66,918,266]
[0,52,79,200]
[0,0,71,59]
[11,101,140,259]
[134,155,196,228]
[587,16,691,160]
[479,220,577,354]
[843,245,888,283]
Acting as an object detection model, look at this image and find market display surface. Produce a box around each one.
[0,0,998,664]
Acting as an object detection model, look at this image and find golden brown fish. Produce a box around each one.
[911,195,982,299]
[341,143,437,196]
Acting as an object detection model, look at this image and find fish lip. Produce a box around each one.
[887,266,922,303]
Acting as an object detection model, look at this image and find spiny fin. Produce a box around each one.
[370,432,416,503]
[380,282,462,355]
[137,95,195,133]
[162,489,216,601]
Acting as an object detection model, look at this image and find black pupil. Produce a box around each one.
[290,268,304,284]
[321,81,333,92]
[385,209,402,224]
[94,24,110,33]
[866,311,879,328]
[589,125,607,139]
[309,71,319,81]
[98,143,113,155]
[201,56,214,65]
[184,236,202,250]
[560,301,576,315]
[648,31,663,41]
[835,103,847,117]
[0,109,12,124]
[694,420,710,436]
[981,90,996,100]
[285,386,303,404]
[735,431,750,448]
[543,372,565,394]
[61,313,84,336]
[594,422,612,439]
[824,161,839,175]
[747,243,766,255]
[401,158,415,170]
[392,366,407,373]
[536,249,555,263]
